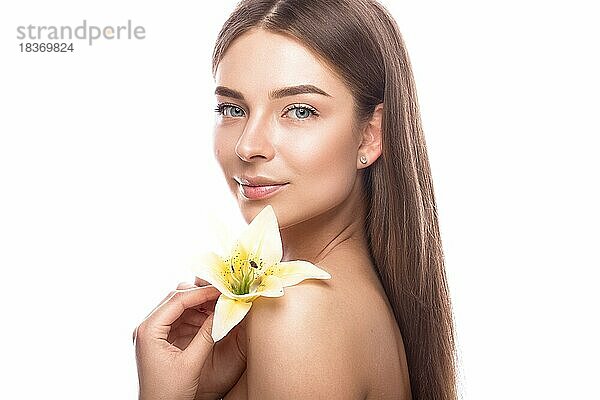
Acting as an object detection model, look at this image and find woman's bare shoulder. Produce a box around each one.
[248,264,380,343]
[242,277,370,399]
[226,253,411,399]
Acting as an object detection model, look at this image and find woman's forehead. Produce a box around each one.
[214,28,349,99]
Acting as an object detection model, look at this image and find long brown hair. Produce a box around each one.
[212,1,458,398]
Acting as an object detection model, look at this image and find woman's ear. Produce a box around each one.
[357,103,383,169]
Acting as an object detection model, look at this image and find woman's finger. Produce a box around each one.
[144,282,198,320]
[188,278,216,312]
[171,322,202,338]
[184,312,216,363]
[177,282,196,290]
[168,322,201,348]
[192,298,217,313]
[194,277,211,287]
[133,281,200,342]
[144,286,221,339]
[171,334,195,350]
[180,308,211,327]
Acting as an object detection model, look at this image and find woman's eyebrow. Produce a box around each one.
[214,84,332,100]
[269,84,332,99]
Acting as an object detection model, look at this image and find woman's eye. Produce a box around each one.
[215,104,245,118]
[283,105,318,120]
[215,103,318,120]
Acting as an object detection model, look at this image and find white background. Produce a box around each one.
[0,1,598,398]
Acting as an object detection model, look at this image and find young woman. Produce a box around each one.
[135,1,458,399]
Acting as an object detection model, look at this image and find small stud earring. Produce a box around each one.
[360,155,368,164]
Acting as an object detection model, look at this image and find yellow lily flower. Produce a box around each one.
[191,204,332,342]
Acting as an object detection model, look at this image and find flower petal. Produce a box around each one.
[205,211,236,258]
[237,205,283,271]
[254,274,285,297]
[265,260,331,287]
[212,294,253,342]
[190,251,235,297]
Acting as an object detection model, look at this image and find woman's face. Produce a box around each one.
[213,28,363,228]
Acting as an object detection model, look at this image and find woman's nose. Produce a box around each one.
[235,112,275,163]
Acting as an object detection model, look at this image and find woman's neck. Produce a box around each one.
[279,175,372,268]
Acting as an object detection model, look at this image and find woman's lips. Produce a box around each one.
[239,183,288,200]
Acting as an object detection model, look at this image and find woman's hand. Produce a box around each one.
[188,281,248,400]
[133,279,247,400]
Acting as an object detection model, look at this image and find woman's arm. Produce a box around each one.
[242,280,368,400]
